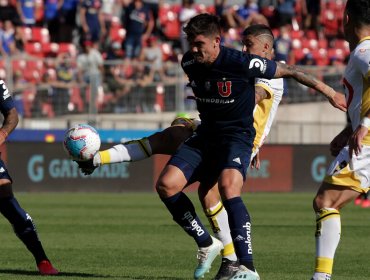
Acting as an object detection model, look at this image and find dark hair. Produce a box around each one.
[242,24,274,41]
[346,0,370,26]
[183,13,221,41]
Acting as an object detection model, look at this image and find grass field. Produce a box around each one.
[0,192,369,280]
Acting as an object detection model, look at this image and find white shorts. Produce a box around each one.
[324,145,370,192]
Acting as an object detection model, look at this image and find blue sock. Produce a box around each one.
[0,196,48,264]
[223,197,255,271]
[161,192,212,247]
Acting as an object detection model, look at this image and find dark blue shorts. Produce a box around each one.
[168,133,253,186]
[0,157,12,182]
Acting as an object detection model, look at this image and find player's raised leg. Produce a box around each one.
[76,118,195,175]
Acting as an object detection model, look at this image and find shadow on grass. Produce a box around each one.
[0,270,191,279]
[0,269,112,278]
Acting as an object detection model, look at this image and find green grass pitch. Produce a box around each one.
[0,192,369,280]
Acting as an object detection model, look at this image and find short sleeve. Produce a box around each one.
[354,48,370,81]
[0,80,15,113]
[243,54,277,79]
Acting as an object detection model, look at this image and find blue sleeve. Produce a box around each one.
[0,80,15,114]
[243,54,277,79]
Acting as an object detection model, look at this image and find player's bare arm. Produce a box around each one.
[274,62,347,112]
[349,109,370,157]
[0,108,18,146]
[255,86,269,104]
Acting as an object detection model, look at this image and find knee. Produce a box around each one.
[0,181,13,198]
[156,179,179,198]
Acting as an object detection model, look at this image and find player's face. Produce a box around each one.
[188,34,220,65]
[241,35,266,57]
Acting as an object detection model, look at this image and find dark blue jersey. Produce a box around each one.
[181,46,277,137]
[0,80,15,114]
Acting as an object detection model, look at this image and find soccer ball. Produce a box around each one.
[63,124,101,161]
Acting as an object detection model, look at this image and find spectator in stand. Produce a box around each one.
[13,22,26,53]
[77,40,104,109]
[121,0,154,60]
[52,53,76,115]
[0,0,20,24]
[32,72,55,118]
[273,24,294,64]
[214,0,230,30]
[143,0,159,36]
[16,0,36,26]
[139,36,166,82]
[179,0,198,53]
[258,0,278,27]
[104,41,132,112]
[225,0,259,29]
[44,0,61,43]
[79,0,106,46]
[59,0,79,43]
[0,20,18,56]
[276,0,296,27]
[304,0,321,36]
[101,0,121,49]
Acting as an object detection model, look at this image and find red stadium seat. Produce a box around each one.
[311,49,329,66]
[58,43,77,57]
[25,42,44,57]
[290,30,303,39]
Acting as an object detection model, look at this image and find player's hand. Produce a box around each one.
[250,152,260,170]
[348,125,368,158]
[74,159,96,175]
[329,92,347,112]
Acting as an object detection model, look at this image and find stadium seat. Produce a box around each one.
[25,42,44,57]
[34,27,49,43]
[42,42,60,57]
[109,26,126,43]
[58,43,77,58]
[290,30,303,39]
[292,39,301,49]
[311,49,329,66]
[318,38,328,49]
[12,59,27,73]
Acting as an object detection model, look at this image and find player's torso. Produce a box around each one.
[343,38,370,144]
[253,77,284,148]
[182,47,256,134]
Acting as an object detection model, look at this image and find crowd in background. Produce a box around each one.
[0,0,349,117]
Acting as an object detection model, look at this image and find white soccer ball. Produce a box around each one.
[63,124,101,161]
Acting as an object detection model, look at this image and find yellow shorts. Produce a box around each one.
[324,145,370,193]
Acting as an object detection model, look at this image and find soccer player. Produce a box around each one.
[310,1,370,279]
[0,80,58,275]
[78,17,345,280]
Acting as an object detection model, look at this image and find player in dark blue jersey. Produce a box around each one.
[0,80,58,275]
[155,14,347,280]
[75,18,346,280]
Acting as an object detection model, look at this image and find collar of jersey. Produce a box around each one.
[358,36,370,44]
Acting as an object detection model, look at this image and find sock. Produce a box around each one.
[312,272,331,280]
[0,196,48,264]
[205,201,237,261]
[314,208,340,276]
[161,192,212,247]
[223,197,254,271]
[94,138,152,165]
